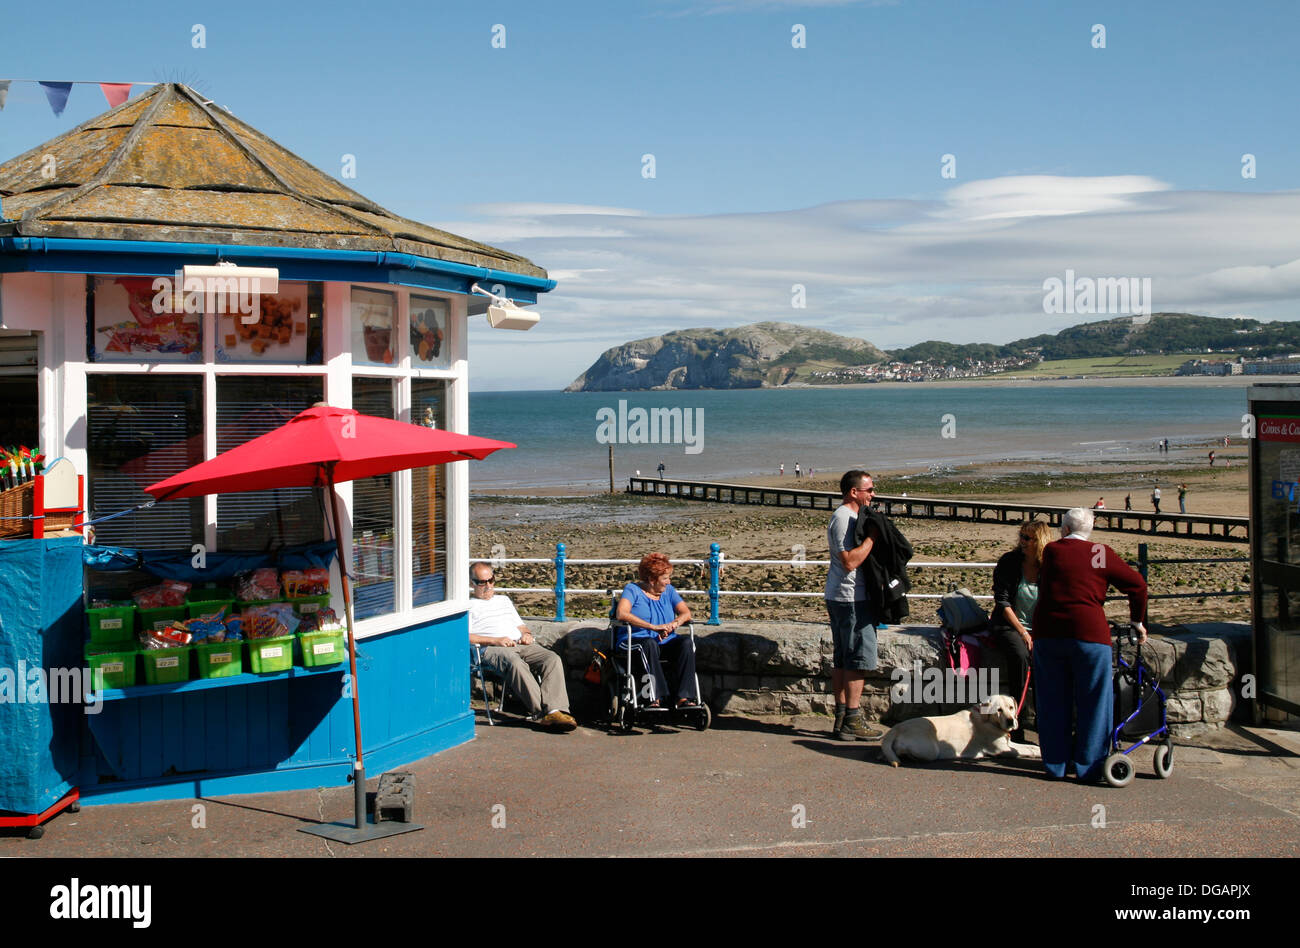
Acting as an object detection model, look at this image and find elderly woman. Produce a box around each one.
[1032,508,1148,782]
[988,519,1053,733]
[615,552,698,707]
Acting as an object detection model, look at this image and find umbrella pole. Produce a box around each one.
[328,472,368,832]
[301,468,421,843]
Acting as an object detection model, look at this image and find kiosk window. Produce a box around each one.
[87,375,204,549]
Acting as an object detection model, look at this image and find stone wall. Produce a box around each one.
[519,618,1250,737]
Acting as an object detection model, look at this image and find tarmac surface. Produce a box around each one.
[4,711,1299,858]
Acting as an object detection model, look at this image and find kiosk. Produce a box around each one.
[0,83,553,806]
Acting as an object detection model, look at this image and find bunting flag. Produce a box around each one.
[99,82,132,108]
[0,80,9,110]
[39,81,73,116]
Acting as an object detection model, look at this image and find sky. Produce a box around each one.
[2,0,1298,389]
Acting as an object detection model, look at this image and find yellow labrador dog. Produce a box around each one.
[880,695,1041,767]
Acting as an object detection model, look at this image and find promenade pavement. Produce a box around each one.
[4,713,1298,858]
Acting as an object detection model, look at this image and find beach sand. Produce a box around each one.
[471,447,1251,628]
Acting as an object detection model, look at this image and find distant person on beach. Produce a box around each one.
[779,463,784,477]
[989,519,1053,741]
[614,553,697,708]
[1125,494,1132,511]
[1093,497,1105,510]
[1151,484,1161,513]
[1032,508,1147,783]
[795,462,802,479]
[1178,483,1188,513]
[825,470,884,741]
[657,462,666,479]
[468,562,576,732]
[1209,450,1216,467]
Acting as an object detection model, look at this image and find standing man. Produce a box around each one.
[468,562,577,731]
[1151,483,1161,514]
[657,461,666,479]
[779,463,784,477]
[795,461,802,479]
[1178,483,1188,514]
[825,470,884,740]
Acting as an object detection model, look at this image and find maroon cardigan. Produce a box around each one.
[1031,537,1148,645]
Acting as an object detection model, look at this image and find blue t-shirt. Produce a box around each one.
[617,581,684,645]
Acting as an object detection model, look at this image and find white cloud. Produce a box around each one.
[453,177,1300,389]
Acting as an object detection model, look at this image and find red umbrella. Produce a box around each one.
[145,404,514,843]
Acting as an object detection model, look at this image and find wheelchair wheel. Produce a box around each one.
[690,703,711,731]
[615,697,635,733]
[1104,752,1136,788]
[1153,739,1174,779]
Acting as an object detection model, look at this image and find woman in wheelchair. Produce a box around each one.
[615,552,699,708]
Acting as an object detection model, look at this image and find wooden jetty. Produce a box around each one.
[626,477,1248,543]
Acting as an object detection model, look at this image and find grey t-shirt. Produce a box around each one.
[824,504,865,602]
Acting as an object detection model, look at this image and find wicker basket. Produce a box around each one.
[0,481,34,539]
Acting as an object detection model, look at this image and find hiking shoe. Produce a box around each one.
[832,709,845,737]
[541,710,578,732]
[837,714,885,741]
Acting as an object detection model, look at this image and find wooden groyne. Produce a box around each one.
[626,477,1248,543]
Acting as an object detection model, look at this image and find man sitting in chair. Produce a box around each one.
[468,561,577,732]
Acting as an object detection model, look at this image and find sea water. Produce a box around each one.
[467,383,1248,490]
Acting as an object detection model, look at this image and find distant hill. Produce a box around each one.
[565,321,887,392]
[891,313,1300,363]
[565,313,1299,391]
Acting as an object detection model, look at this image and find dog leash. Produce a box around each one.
[1016,663,1032,718]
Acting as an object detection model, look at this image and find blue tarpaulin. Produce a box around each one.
[0,537,83,814]
[82,540,338,580]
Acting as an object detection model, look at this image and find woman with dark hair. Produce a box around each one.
[615,552,697,707]
[988,519,1053,736]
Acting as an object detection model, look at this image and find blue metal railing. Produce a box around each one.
[482,542,1248,625]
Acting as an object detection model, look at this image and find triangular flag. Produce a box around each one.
[0,80,9,111]
[99,82,132,108]
[39,81,73,116]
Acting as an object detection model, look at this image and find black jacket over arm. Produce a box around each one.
[853,507,914,624]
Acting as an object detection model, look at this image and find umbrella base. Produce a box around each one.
[299,819,424,845]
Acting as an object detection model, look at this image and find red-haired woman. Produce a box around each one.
[615,552,698,706]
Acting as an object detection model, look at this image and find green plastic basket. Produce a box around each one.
[186,586,234,619]
[298,629,346,667]
[195,640,243,679]
[247,635,295,674]
[85,645,137,690]
[287,594,332,617]
[141,646,192,685]
[86,602,136,646]
[137,605,187,634]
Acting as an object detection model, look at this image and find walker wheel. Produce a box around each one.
[68,803,80,813]
[27,825,44,840]
[1104,752,1136,788]
[1153,739,1174,779]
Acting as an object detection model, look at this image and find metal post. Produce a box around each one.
[708,542,721,626]
[1137,542,1149,626]
[554,541,566,621]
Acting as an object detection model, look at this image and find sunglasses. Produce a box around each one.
[471,577,495,585]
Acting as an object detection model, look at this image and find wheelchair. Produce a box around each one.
[600,615,711,733]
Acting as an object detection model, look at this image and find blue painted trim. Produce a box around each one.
[0,237,555,299]
[79,714,474,806]
[95,664,344,702]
